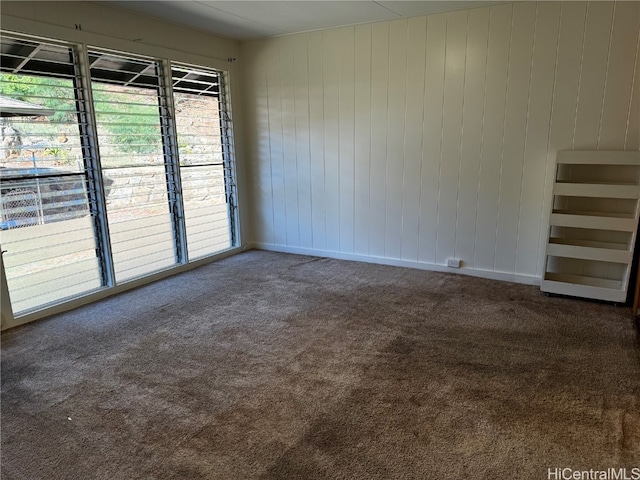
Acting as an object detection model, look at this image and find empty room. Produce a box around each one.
[1,1,639,479]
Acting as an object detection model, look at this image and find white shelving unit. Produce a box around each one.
[541,151,640,302]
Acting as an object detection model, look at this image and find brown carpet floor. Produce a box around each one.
[1,250,639,479]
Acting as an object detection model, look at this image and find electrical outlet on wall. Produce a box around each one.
[446,258,461,268]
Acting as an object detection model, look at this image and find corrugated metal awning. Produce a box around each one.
[0,96,54,117]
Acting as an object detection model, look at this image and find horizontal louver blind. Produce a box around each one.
[89,50,177,282]
[0,35,102,314]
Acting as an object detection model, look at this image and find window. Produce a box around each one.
[0,33,238,317]
[90,50,177,282]
[0,37,103,313]
[172,63,235,259]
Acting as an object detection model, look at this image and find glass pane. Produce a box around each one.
[0,74,85,173]
[181,165,232,258]
[173,65,233,260]
[102,165,175,281]
[0,52,103,314]
[175,94,223,166]
[0,177,101,313]
[90,53,176,282]
[91,83,164,168]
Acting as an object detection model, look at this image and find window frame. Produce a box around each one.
[0,31,240,323]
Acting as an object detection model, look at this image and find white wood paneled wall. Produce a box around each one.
[242,1,640,282]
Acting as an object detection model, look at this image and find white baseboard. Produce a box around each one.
[247,242,541,286]
[3,242,541,332]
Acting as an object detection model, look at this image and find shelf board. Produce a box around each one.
[541,278,626,302]
[548,237,629,251]
[553,182,640,198]
[546,243,631,263]
[556,151,640,165]
[549,213,636,231]
[551,209,633,219]
[544,272,622,289]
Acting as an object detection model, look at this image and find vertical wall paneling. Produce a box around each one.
[243,1,640,284]
[385,20,408,259]
[279,35,299,246]
[354,25,372,256]
[599,1,640,149]
[549,2,588,153]
[436,11,467,265]
[250,43,275,244]
[323,29,341,252]
[455,7,489,269]
[626,34,640,151]
[494,2,536,274]
[293,34,313,248]
[401,16,427,262]
[474,4,512,271]
[418,13,446,264]
[241,43,257,242]
[338,27,355,254]
[308,31,326,250]
[517,2,561,277]
[543,2,587,276]
[369,22,390,257]
[573,2,614,150]
[266,39,287,246]
[595,1,639,282]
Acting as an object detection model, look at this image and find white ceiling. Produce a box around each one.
[106,1,503,40]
